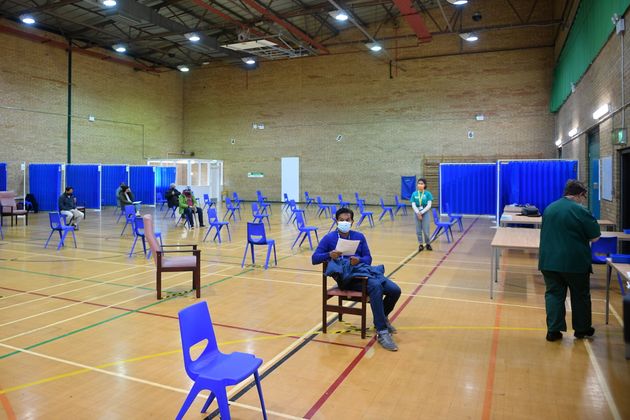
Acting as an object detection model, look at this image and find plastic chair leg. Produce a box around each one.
[200,390,216,414]
[129,236,139,257]
[214,387,231,420]
[378,210,386,221]
[225,225,231,241]
[241,244,249,268]
[388,209,394,221]
[175,382,204,420]
[291,232,302,249]
[58,231,68,250]
[307,232,314,250]
[254,370,268,420]
[368,215,374,227]
[357,215,365,227]
[44,230,55,248]
[202,226,213,242]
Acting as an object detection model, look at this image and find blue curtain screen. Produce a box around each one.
[155,167,176,198]
[101,165,128,206]
[440,164,496,215]
[401,176,416,200]
[498,160,578,217]
[129,166,156,205]
[0,163,6,191]
[65,165,101,209]
[29,164,62,211]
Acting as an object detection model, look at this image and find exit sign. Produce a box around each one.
[612,128,627,145]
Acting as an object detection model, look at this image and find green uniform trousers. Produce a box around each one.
[541,270,592,333]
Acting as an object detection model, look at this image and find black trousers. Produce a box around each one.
[541,270,592,333]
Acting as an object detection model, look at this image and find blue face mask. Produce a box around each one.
[337,221,352,233]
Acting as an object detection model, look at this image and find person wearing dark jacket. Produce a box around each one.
[312,207,401,351]
[118,185,141,215]
[58,186,84,229]
[165,183,180,209]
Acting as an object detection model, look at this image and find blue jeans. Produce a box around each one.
[414,213,431,244]
[347,276,401,332]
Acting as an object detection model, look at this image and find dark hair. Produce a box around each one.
[121,185,129,192]
[65,186,73,192]
[335,207,354,221]
[563,179,587,196]
[418,178,427,186]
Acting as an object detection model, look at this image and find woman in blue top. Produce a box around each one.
[410,178,433,251]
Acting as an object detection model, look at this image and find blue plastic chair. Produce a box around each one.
[338,194,350,208]
[378,197,394,221]
[394,195,408,215]
[232,192,243,210]
[282,193,291,213]
[430,208,453,243]
[203,208,231,243]
[287,199,305,225]
[304,191,314,209]
[316,196,331,218]
[202,194,214,210]
[292,211,319,250]
[327,205,338,233]
[356,202,374,228]
[444,203,463,232]
[257,196,272,215]
[241,222,277,269]
[223,197,239,222]
[156,192,167,211]
[176,301,267,420]
[120,205,137,236]
[355,192,363,208]
[252,202,270,227]
[591,237,617,264]
[45,212,77,250]
[129,216,163,258]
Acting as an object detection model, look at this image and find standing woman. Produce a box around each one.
[410,178,433,251]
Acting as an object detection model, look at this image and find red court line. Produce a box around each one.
[0,385,17,420]
[0,286,362,349]
[481,292,503,419]
[303,218,479,418]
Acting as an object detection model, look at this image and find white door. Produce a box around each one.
[281,157,299,202]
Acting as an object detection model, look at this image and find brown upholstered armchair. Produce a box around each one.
[0,191,28,226]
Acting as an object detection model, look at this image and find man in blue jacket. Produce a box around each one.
[312,207,401,351]
[58,186,84,230]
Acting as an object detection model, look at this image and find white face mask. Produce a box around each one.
[337,221,352,233]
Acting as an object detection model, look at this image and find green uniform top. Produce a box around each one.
[538,197,601,273]
[410,190,433,208]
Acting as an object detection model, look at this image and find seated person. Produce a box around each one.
[178,188,205,228]
[119,185,141,215]
[312,207,401,351]
[165,183,181,210]
[115,182,126,209]
[58,186,84,230]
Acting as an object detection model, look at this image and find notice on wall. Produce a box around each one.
[601,156,612,201]
[248,172,264,178]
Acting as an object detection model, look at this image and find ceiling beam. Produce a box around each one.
[391,0,431,42]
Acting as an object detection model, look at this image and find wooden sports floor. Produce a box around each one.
[0,204,628,419]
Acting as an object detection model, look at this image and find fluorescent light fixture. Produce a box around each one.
[568,127,578,137]
[101,0,117,7]
[329,10,349,21]
[242,57,256,65]
[555,138,562,147]
[177,64,190,72]
[447,0,468,5]
[185,33,200,42]
[366,42,382,52]
[20,14,35,24]
[112,44,126,53]
[592,103,610,120]
[475,114,485,121]
[460,33,478,42]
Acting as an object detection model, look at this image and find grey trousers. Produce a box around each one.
[414,213,431,244]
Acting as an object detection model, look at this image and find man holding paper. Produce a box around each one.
[312,207,401,351]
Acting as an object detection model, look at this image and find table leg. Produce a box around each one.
[606,264,612,325]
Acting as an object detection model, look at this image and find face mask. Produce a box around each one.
[337,221,351,233]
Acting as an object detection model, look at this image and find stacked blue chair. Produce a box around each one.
[394,195,408,215]
[328,204,338,233]
[241,222,277,269]
[175,301,267,420]
[292,211,319,250]
[45,212,77,250]
[203,208,231,243]
[430,208,453,243]
[378,197,394,221]
[252,202,270,227]
[120,205,137,236]
[304,191,314,209]
[129,216,163,258]
[287,199,305,225]
[356,202,374,228]
[444,203,463,232]
[338,194,350,208]
[223,197,240,222]
[156,192,167,211]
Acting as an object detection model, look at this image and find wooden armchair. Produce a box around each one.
[0,191,29,226]
[322,261,370,338]
[143,215,201,300]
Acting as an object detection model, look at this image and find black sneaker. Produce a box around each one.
[546,331,562,342]
[418,244,424,252]
[574,327,595,339]
[425,244,433,251]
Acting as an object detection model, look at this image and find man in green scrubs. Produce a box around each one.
[538,180,601,342]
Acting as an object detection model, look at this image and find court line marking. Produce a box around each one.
[584,340,622,420]
[481,290,503,420]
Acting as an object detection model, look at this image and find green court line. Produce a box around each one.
[0,268,254,360]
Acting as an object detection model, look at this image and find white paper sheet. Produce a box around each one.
[336,238,360,256]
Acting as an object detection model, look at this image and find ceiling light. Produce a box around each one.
[20,14,35,24]
[460,33,478,42]
[555,138,562,147]
[568,127,578,137]
[185,33,200,42]
[177,64,190,72]
[101,0,117,7]
[112,44,126,53]
[447,0,468,5]
[366,42,382,52]
[329,10,349,21]
[592,103,610,120]
[242,57,256,65]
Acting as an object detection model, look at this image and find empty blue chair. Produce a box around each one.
[129,216,163,258]
[355,192,363,208]
[356,202,374,228]
[241,222,277,269]
[316,196,331,218]
[257,196,271,215]
[156,192,167,211]
[252,202,270,227]
[203,208,231,243]
[304,191,314,208]
[394,195,408,215]
[338,194,350,208]
[327,204,338,233]
[282,193,291,213]
[223,197,239,222]
[202,193,214,210]
[45,212,77,250]
[120,205,137,236]
[444,203,463,232]
[591,237,617,264]
[232,192,243,210]
[430,208,453,243]
[292,211,319,250]
[176,301,267,420]
[378,197,394,221]
[287,199,305,225]
[256,190,267,201]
